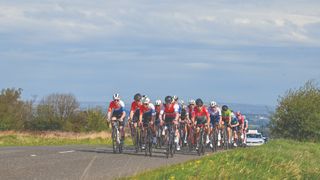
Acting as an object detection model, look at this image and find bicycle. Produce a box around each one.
[144,123,153,156]
[129,120,141,153]
[111,120,123,153]
[187,122,195,152]
[222,123,230,150]
[165,122,175,158]
[197,124,206,156]
[155,120,163,149]
[179,122,188,147]
[210,124,218,152]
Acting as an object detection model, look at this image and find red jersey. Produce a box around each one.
[164,103,179,117]
[108,100,125,113]
[192,106,209,119]
[237,114,245,124]
[130,101,141,113]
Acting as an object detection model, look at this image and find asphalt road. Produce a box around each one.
[0,145,204,180]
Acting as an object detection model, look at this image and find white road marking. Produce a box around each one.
[30,154,37,157]
[80,155,97,180]
[58,150,75,154]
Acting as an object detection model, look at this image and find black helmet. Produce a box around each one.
[222,105,229,111]
[195,98,203,106]
[165,96,173,104]
[134,93,142,101]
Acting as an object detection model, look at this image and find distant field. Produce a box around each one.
[128,140,320,179]
[0,131,132,146]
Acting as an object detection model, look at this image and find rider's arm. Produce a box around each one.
[174,104,180,122]
[107,102,113,120]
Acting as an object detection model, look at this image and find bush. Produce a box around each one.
[0,88,33,130]
[85,107,108,132]
[270,80,320,142]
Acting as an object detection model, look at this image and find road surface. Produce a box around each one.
[0,145,206,180]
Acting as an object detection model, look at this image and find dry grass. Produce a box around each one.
[0,130,111,140]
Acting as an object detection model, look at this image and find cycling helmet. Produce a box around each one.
[173,95,178,101]
[189,99,195,105]
[210,101,217,107]
[134,93,142,101]
[113,93,120,100]
[222,105,229,111]
[195,98,203,106]
[155,100,162,106]
[143,97,150,104]
[165,96,173,104]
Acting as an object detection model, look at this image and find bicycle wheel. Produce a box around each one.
[119,127,123,153]
[148,127,153,156]
[112,126,117,153]
[144,128,148,156]
[201,129,206,155]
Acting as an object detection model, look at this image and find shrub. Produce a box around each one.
[270,80,320,142]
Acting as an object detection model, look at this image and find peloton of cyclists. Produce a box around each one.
[106,93,249,154]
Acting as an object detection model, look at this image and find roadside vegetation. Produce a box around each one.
[270,80,320,142]
[0,131,132,146]
[0,88,109,132]
[128,139,320,179]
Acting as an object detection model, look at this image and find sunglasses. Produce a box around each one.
[144,103,148,105]
[115,99,120,102]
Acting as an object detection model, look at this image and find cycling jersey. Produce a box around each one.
[130,101,141,116]
[164,103,179,123]
[188,105,195,120]
[208,106,221,125]
[221,109,232,123]
[140,103,155,126]
[192,106,209,125]
[155,105,164,119]
[108,100,125,118]
[180,108,188,121]
[231,117,239,125]
[237,114,245,124]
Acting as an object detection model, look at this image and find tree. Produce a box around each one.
[270,80,320,142]
[32,93,80,131]
[0,88,34,130]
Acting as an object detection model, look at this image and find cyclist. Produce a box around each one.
[187,99,196,146]
[162,96,180,151]
[139,97,156,150]
[221,105,232,145]
[154,99,164,145]
[230,111,239,147]
[243,115,249,145]
[208,101,222,147]
[107,93,126,143]
[129,93,142,129]
[192,98,210,150]
[179,103,189,145]
[236,111,245,144]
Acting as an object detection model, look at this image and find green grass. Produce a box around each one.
[0,134,132,147]
[128,140,320,179]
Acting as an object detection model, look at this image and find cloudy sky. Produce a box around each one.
[1,0,320,106]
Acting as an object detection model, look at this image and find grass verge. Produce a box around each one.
[0,131,132,146]
[128,139,320,179]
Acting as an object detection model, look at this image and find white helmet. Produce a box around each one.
[189,99,195,105]
[173,95,178,101]
[155,100,162,105]
[113,93,120,100]
[143,97,150,104]
[210,101,217,107]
